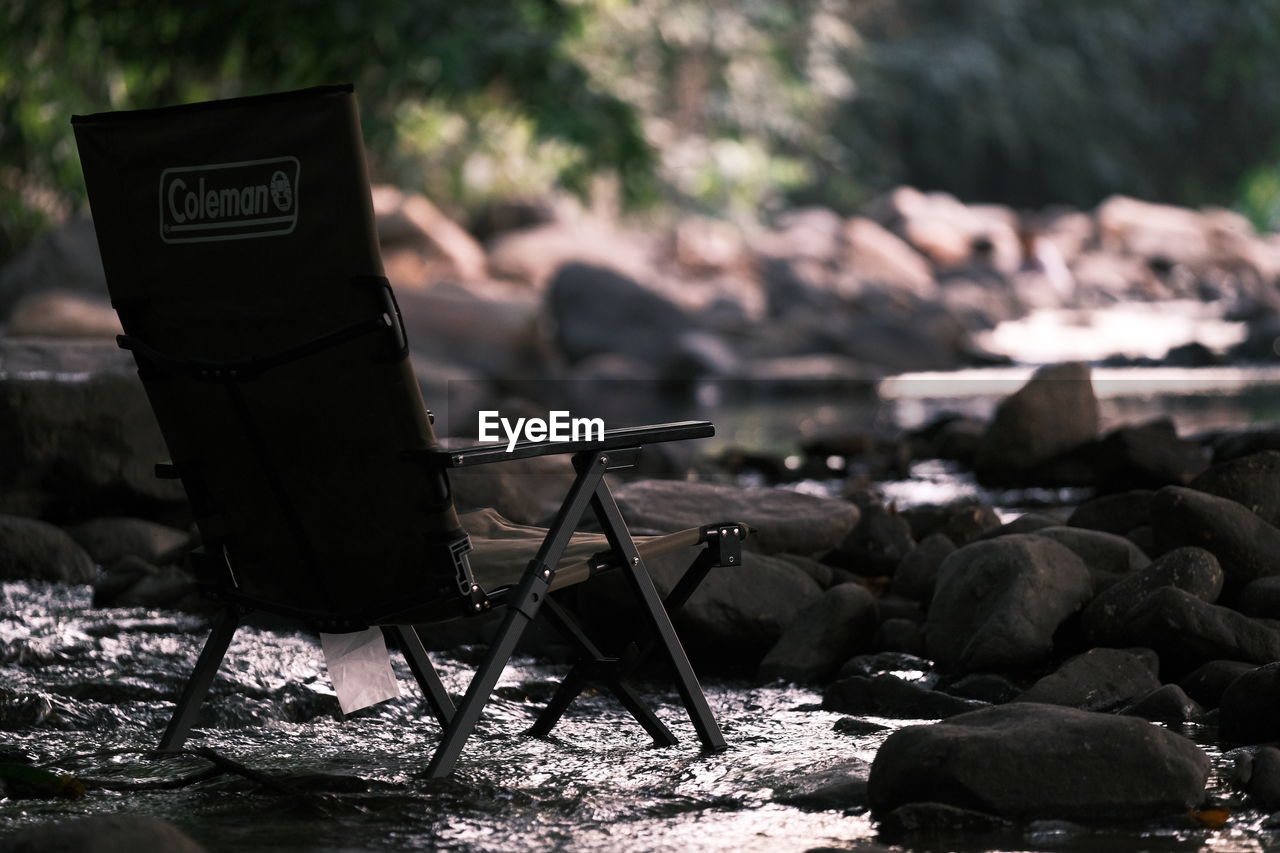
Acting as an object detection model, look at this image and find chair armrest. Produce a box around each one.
[440,421,714,468]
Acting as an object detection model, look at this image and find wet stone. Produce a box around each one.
[1125,587,1280,674]
[873,618,924,656]
[1247,747,1280,812]
[868,704,1211,822]
[1238,576,1280,620]
[1120,684,1203,723]
[1032,525,1150,587]
[1,814,206,853]
[771,759,870,811]
[65,516,191,567]
[833,717,890,736]
[879,802,1012,837]
[822,673,988,719]
[942,673,1022,705]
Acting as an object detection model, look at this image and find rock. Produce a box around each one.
[770,759,870,811]
[942,673,1022,705]
[757,584,879,682]
[874,618,924,656]
[7,291,122,337]
[836,651,936,682]
[1067,490,1154,536]
[1207,428,1280,465]
[1151,486,1280,586]
[833,717,890,736]
[868,187,1021,273]
[1125,588,1280,673]
[93,557,202,611]
[1015,648,1160,712]
[1094,424,1209,492]
[822,673,987,719]
[1190,451,1280,529]
[925,535,1093,672]
[613,479,858,558]
[867,703,1210,821]
[488,218,651,289]
[0,217,107,320]
[1119,684,1203,723]
[878,802,1012,836]
[398,284,543,380]
[974,363,1098,486]
[1219,662,1280,744]
[547,263,696,370]
[899,501,998,546]
[370,185,487,284]
[577,548,823,665]
[0,516,95,583]
[1081,547,1223,646]
[1246,747,1280,812]
[1033,526,1150,580]
[1179,660,1260,709]
[672,216,746,275]
[890,533,955,603]
[64,517,191,566]
[842,217,936,299]
[0,339,186,521]
[449,454,576,526]
[829,494,914,575]
[1239,576,1280,620]
[0,814,206,852]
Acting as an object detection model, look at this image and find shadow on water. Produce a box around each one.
[2,581,1276,852]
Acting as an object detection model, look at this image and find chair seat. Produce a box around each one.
[462,508,701,592]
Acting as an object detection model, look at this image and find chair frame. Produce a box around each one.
[157,428,743,778]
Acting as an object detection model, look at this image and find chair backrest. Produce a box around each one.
[72,86,477,626]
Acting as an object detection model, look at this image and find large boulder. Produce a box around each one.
[842,217,937,300]
[974,363,1099,485]
[0,516,96,583]
[1151,486,1280,585]
[1081,547,1223,646]
[868,704,1210,822]
[925,535,1093,672]
[757,583,878,682]
[612,479,858,558]
[0,339,185,521]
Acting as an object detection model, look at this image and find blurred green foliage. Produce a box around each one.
[5,0,1280,265]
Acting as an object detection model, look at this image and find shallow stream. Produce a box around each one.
[1,581,1275,852]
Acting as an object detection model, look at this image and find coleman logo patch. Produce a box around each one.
[159,157,300,243]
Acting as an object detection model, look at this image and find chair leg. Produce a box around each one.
[387,625,455,727]
[425,572,549,779]
[159,606,239,751]
[592,484,727,753]
[530,598,677,746]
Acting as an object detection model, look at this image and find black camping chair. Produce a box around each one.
[71,85,744,778]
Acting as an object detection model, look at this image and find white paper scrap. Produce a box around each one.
[319,628,401,715]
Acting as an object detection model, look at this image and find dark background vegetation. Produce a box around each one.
[5,0,1280,265]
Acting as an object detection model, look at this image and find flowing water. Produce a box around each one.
[1,580,1275,852]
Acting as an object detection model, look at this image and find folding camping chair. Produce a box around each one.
[71,85,745,778]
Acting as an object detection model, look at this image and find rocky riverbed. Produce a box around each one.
[5,186,1280,850]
